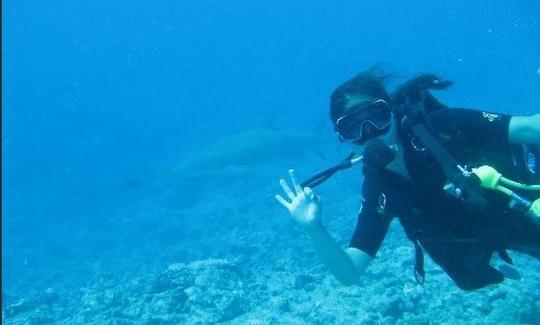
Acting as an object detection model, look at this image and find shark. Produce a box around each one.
[155,127,339,209]
[166,127,337,180]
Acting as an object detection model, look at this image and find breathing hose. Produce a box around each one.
[472,165,540,218]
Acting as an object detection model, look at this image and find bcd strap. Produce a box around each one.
[393,77,485,211]
[408,118,488,213]
[498,249,513,265]
[413,239,426,284]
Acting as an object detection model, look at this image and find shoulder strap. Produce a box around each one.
[413,239,426,284]
[394,83,488,213]
[408,122,487,212]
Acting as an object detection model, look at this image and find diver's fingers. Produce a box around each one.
[280,179,295,200]
[275,194,291,210]
[288,169,303,195]
[303,187,315,200]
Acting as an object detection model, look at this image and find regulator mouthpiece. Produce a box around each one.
[363,139,397,169]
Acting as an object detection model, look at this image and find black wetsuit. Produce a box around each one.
[349,107,540,290]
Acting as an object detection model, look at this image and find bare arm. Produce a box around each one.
[509,113,540,145]
[306,223,372,286]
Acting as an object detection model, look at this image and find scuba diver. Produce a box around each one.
[275,68,540,291]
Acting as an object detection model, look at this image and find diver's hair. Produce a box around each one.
[329,66,391,123]
[391,73,453,106]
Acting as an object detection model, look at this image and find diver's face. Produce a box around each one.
[335,98,393,147]
[346,117,397,156]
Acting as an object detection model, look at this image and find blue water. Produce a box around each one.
[3,1,540,323]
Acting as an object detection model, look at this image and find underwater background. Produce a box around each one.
[2,0,540,324]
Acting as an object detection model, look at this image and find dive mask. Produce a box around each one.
[335,99,392,144]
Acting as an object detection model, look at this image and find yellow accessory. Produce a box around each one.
[531,199,540,217]
[471,165,540,218]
